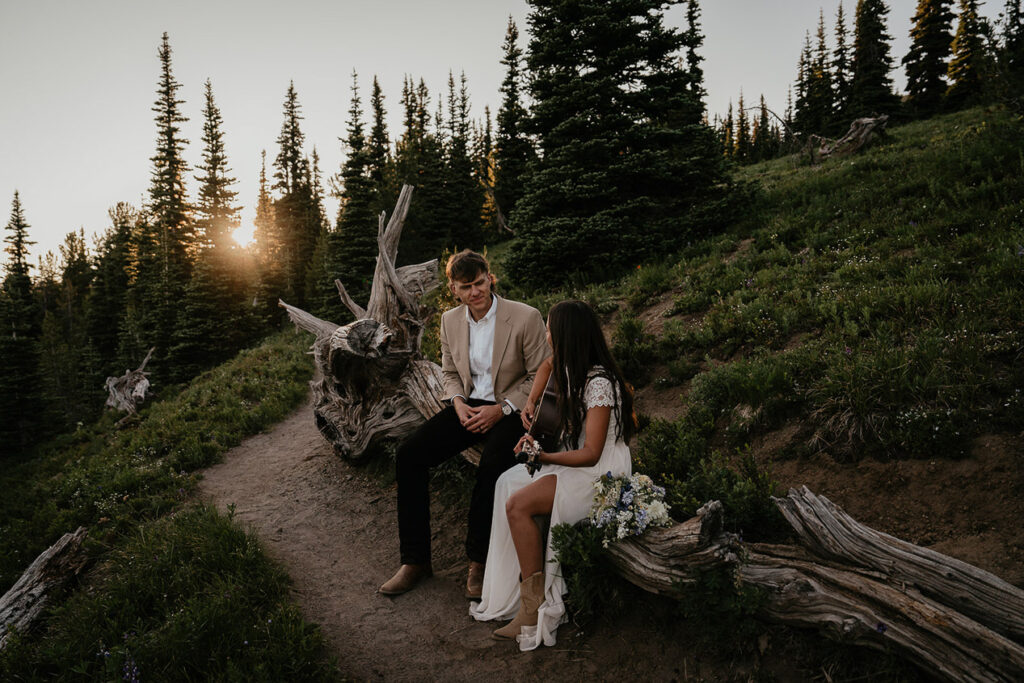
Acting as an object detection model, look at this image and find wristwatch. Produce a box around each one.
[501,401,514,416]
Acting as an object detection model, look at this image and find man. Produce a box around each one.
[380,249,550,599]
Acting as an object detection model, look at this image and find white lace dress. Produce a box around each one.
[469,369,632,651]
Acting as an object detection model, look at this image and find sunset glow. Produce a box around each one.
[232,224,256,247]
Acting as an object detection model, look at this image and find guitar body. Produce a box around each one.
[529,374,561,453]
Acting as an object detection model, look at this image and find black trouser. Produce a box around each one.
[396,399,523,565]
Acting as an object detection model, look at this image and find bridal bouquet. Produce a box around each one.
[589,472,672,548]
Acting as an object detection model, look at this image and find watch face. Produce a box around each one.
[502,403,512,416]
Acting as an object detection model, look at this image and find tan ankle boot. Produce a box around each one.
[378,563,432,596]
[492,571,544,641]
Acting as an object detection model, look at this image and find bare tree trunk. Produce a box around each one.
[0,527,88,651]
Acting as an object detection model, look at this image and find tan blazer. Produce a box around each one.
[439,295,550,410]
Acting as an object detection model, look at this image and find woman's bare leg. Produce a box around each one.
[504,474,556,577]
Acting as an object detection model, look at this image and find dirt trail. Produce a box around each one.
[198,398,698,682]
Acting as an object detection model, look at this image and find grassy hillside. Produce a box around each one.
[0,331,340,680]
[495,106,1023,532]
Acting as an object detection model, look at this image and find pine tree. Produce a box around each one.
[0,192,44,455]
[751,94,776,162]
[141,32,193,380]
[903,0,956,115]
[682,0,707,99]
[367,76,396,216]
[477,106,501,239]
[272,83,320,306]
[734,92,751,161]
[947,0,988,107]
[812,10,837,132]
[38,230,97,428]
[996,0,1024,107]
[722,101,735,158]
[1003,0,1024,70]
[86,203,135,378]
[309,147,331,234]
[254,150,278,264]
[795,13,838,135]
[394,78,449,265]
[253,150,283,329]
[833,2,854,119]
[169,79,249,382]
[794,32,814,132]
[194,79,241,251]
[333,72,379,314]
[784,87,797,147]
[442,71,484,251]
[848,0,901,118]
[274,82,306,196]
[493,17,535,228]
[508,0,732,285]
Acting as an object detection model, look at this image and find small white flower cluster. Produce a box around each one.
[589,472,672,548]
[521,436,541,458]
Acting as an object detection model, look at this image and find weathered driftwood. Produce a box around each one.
[0,527,88,651]
[104,347,154,416]
[606,500,735,593]
[808,115,889,162]
[280,185,466,464]
[608,489,1024,683]
[776,485,1024,644]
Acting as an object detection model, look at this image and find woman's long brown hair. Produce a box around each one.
[548,300,637,449]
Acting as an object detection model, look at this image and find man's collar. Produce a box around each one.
[465,294,498,324]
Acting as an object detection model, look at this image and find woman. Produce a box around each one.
[469,300,636,651]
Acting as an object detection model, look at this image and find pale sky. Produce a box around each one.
[0,1,1001,269]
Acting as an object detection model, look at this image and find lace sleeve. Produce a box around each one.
[584,375,616,410]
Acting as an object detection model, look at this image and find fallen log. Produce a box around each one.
[0,527,89,651]
[776,485,1024,644]
[741,543,1024,683]
[807,115,889,163]
[606,491,1024,683]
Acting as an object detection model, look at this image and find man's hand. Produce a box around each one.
[453,398,474,426]
[462,404,503,434]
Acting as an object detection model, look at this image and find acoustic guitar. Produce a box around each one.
[521,374,560,475]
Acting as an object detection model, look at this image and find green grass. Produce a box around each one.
[501,106,1023,466]
[0,330,340,680]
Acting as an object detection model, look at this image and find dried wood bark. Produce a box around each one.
[280,185,479,464]
[808,115,889,162]
[607,489,1024,683]
[0,527,88,651]
[776,485,1024,644]
[104,347,154,416]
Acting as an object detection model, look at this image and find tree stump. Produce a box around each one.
[104,347,154,418]
[280,185,464,463]
[0,527,88,651]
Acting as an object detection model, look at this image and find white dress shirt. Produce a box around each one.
[466,295,498,402]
